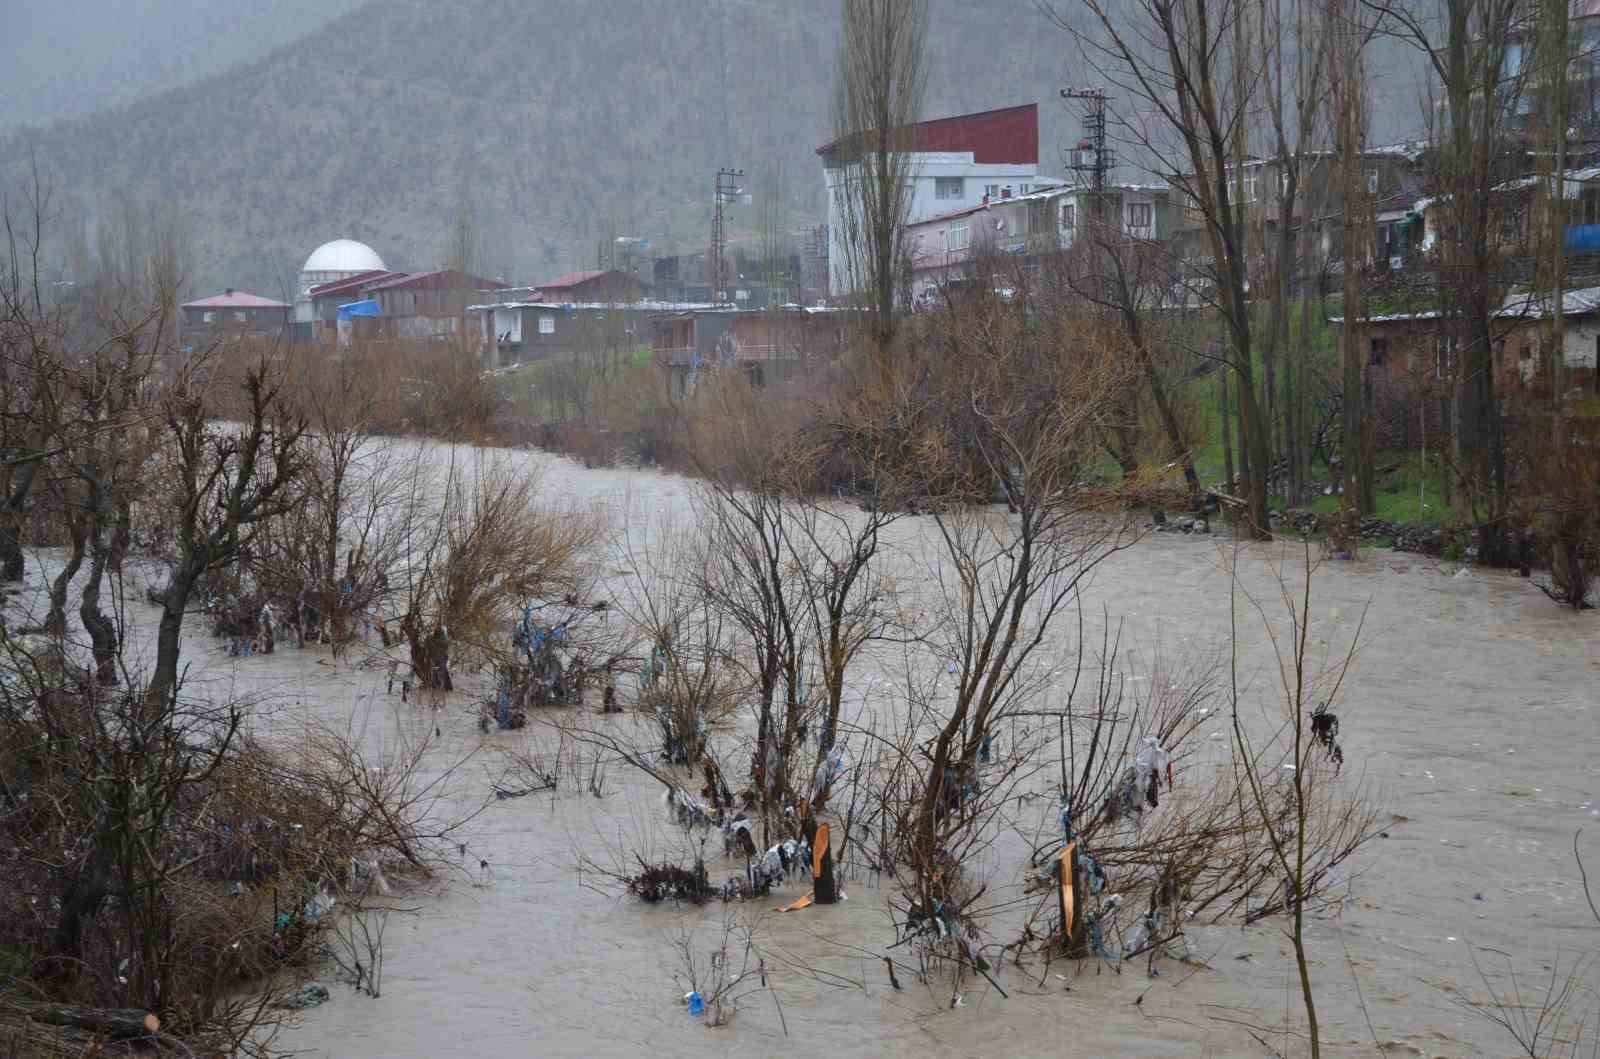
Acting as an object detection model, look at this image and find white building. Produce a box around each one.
[294,238,388,324]
[903,182,1173,307]
[818,103,1060,297]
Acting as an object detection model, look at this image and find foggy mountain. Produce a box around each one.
[0,0,1430,297]
[0,0,368,131]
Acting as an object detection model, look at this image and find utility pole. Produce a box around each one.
[1062,87,1116,223]
[712,167,745,304]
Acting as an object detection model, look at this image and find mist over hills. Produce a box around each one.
[0,0,1428,297]
[0,0,367,131]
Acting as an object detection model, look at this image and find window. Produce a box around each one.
[984,184,1000,199]
[539,315,555,335]
[1367,170,1380,195]
[946,224,971,252]
[202,311,215,323]
[935,177,965,200]
[1061,202,1076,233]
[1582,186,1600,225]
[1019,183,1032,195]
[1127,202,1153,229]
[233,311,248,322]
[1369,336,1388,368]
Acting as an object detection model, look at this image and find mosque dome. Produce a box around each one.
[301,239,386,276]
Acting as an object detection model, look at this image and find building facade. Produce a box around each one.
[181,290,292,347]
[818,103,1060,296]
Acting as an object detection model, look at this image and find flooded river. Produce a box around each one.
[30,441,1599,1057]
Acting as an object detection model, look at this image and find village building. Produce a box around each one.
[293,239,387,332]
[649,306,850,391]
[302,269,406,341]
[1334,286,1600,449]
[180,289,292,347]
[469,299,705,368]
[903,182,1174,307]
[819,103,1064,296]
[358,269,500,341]
[532,269,650,304]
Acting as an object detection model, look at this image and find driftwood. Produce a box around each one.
[0,997,194,1056]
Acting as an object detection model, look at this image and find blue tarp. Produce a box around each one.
[1566,225,1600,254]
[336,299,381,321]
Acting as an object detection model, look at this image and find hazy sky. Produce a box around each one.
[0,0,365,131]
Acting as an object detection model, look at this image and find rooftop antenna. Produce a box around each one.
[712,167,745,305]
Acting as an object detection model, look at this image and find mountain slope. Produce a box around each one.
[1,0,1080,294]
[0,0,1423,296]
[0,0,368,132]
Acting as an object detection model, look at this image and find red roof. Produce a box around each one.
[537,270,609,290]
[818,103,1039,166]
[183,290,290,309]
[308,270,403,299]
[363,269,499,293]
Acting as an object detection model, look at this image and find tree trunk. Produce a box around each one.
[79,507,119,686]
[43,515,87,638]
[1123,305,1200,499]
[0,460,40,582]
[1219,364,1235,494]
[147,570,198,711]
[108,497,132,576]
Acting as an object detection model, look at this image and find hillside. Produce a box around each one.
[0,0,368,132]
[0,0,1080,296]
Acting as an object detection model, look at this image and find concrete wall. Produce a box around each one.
[824,151,1044,295]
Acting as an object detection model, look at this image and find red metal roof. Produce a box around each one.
[536,270,609,290]
[183,290,290,309]
[308,270,404,299]
[817,103,1039,166]
[362,269,499,293]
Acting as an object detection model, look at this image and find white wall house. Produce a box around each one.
[819,104,1059,297]
[904,182,1173,306]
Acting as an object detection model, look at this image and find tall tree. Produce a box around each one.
[829,0,928,363]
[1057,0,1275,536]
[1258,0,1332,506]
[1331,0,1378,514]
[1381,0,1530,563]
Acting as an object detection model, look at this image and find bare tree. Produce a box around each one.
[1052,0,1275,535]
[828,0,928,360]
[1380,0,1532,563]
[1330,0,1378,515]
[147,350,308,708]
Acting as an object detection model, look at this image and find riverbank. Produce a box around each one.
[11,439,1597,1058]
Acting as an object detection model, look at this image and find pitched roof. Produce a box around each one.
[1333,284,1600,323]
[308,270,403,299]
[362,269,499,293]
[537,270,611,290]
[183,290,290,309]
[818,104,1040,166]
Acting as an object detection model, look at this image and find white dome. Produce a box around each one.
[301,239,385,274]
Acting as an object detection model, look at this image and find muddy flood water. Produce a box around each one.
[15,440,1600,1058]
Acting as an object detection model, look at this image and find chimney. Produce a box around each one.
[225,287,235,296]
[982,193,990,205]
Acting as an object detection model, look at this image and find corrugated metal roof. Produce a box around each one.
[183,290,290,309]
[1333,284,1600,323]
[818,103,1039,166]
[362,269,499,293]
[536,270,610,289]
[308,270,402,299]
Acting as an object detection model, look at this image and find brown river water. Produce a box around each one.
[15,442,1600,1058]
